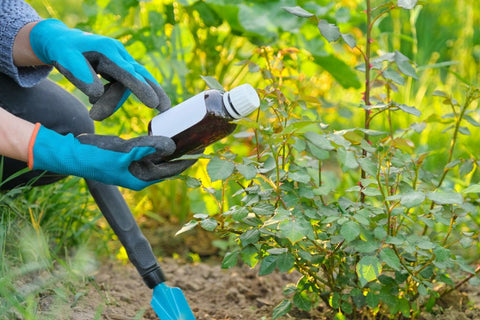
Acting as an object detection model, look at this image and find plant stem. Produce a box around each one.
[361,0,373,203]
[440,265,480,298]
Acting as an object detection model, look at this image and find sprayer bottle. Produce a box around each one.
[148,83,260,159]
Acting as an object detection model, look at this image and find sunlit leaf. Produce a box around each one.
[398,0,418,10]
[175,220,198,236]
[241,245,259,267]
[356,256,382,287]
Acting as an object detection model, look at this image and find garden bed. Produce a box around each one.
[37,258,480,320]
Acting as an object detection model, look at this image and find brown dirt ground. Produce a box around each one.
[66,258,327,320]
[36,256,480,320]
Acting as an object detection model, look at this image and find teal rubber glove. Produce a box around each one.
[29,19,170,121]
[28,124,195,191]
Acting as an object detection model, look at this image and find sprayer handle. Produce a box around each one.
[86,180,166,288]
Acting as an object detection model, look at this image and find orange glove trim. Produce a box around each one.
[28,123,41,169]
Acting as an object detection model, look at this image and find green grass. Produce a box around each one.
[0,177,103,319]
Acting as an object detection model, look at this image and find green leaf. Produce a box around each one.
[357,158,377,177]
[232,207,249,221]
[207,158,235,181]
[293,291,312,311]
[464,115,480,127]
[185,176,202,188]
[463,184,480,193]
[459,126,471,135]
[175,220,198,236]
[282,6,314,18]
[200,75,225,91]
[379,247,401,270]
[398,298,411,318]
[383,68,405,85]
[400,191,425,208]
[200,218,218,231]
[272,300,292,320]
[433,246,450,262]
[192,1,223,27]
[222,251,239,269]
[304,132,334,150]
[427,192,463,205]
[241,245,259,267]
[356,256,382,286]
[340,221,361,242]
[277,253,295,272]
[337,148,358,169]
[289,170,311,183]
[334,312,347,320]
[237,163,257,180]
[355,239,380,253]
[341,33,356,48]
[366,292,379,308]
[394,51,418,79]
[314,55,362,88]
[240,229,260,246]
[397,0,418,10]
[317,20,341,42]
[279,219,308,244]
[259,255,278,276]
[396,103,421,117]
[252,203,275,216]
[106,0,138,16]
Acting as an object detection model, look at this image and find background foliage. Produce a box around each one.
[1,0,480,319]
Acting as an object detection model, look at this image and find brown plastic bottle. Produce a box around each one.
[148,84,260,159]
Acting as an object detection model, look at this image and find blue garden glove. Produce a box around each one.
[28,124,195,191]
[29,19,170,121]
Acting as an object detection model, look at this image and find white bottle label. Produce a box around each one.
[149,91,207,138]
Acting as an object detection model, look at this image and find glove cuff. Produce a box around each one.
[28,123,42,169]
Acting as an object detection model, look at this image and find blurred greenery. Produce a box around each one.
[1,0,480,318]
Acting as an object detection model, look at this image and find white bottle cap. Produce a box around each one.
[223,84,260,119]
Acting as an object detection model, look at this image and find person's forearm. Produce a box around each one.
[13,21,45,67]
[0,107,35,162]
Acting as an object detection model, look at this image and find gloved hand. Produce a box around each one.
[29,19,170,121]
[28,124,195,190]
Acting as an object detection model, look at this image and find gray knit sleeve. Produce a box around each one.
[0,0,52,87]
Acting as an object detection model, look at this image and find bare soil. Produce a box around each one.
[40,257,480,320]
[67,258,326,320]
